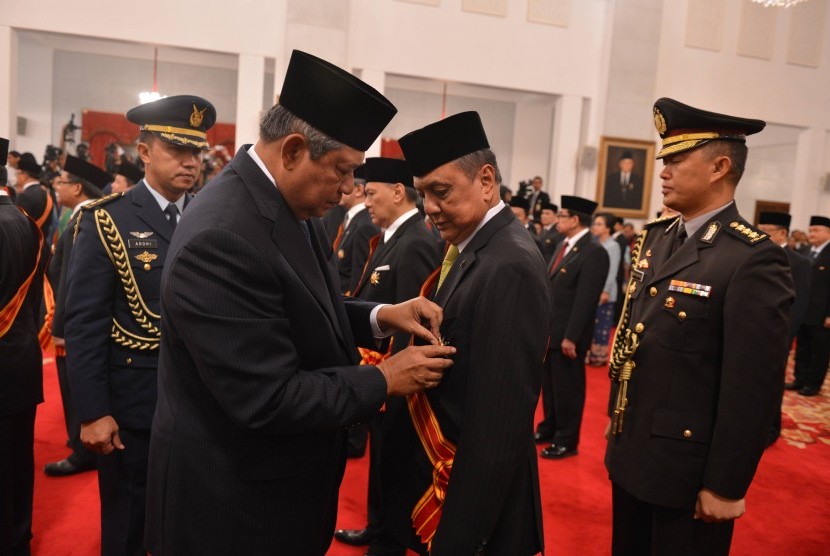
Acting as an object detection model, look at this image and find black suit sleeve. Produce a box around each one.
[49,228,73,339]
[564,246,609,344]
[390,237,440,354]
[165,227,387,434]
[432,257,549,554]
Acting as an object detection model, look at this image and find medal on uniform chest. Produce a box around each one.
[370,270,381,286]
[134,250,158,271]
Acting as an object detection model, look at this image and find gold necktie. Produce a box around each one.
[436,244,460,292]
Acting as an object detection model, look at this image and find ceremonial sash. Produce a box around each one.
[407,266,456,550]
[35,186,54,229]
[38,273,56,351]
[0,210,44,338]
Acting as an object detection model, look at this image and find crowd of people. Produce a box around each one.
[1,50,828,556]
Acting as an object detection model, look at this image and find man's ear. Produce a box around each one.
[710,155,732,184]
[136,142,152,165]
[479,164,496,203]
[281,134,307,170]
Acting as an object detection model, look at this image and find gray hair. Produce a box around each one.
[453,148,502,185]
[259,104,345,160]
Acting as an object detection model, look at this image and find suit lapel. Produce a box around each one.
[131,182,172,243]
[435,206,513,306]
[228,146,346,345]
[552,231,590,274]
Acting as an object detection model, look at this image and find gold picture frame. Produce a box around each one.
[596,136,655,219]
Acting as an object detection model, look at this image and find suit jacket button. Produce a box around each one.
[649,287,657,297]
[678,311,687,320]
[635,322,645,333]
[126,357,132,365]
[683,429,692,438]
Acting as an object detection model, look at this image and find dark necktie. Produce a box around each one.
[164,203,179,231]
[811,249,820,261]
[669,224,687,257]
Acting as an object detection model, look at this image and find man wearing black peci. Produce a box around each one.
[144,50,453,555]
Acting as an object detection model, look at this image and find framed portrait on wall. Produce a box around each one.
[595,136,655,219]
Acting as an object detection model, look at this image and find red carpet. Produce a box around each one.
[31,354,830,555]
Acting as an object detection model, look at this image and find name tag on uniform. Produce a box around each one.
[631,269,645,282]
[128,239,158,249]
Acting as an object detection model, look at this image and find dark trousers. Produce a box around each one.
[367,411,384,535]
[536,352,556,438]
[794,324,830,390]
[55,356,96,465]
[0,406,37,556]
[97,427,150,556]
[550,349,586,448]
[611,483,734,556]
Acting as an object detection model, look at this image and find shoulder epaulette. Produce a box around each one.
[74,192,125,241]
[644,214,680,229]
[725,219,769,246]
[81,191,124,211]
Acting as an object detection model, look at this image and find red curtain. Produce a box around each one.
[380,138,403,159]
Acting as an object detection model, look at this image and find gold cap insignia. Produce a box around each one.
[190,104,207,127]
[653,107,667,135]
[135,251,158,264]
[370,271,381,286]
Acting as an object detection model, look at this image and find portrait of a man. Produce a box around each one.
[596,137,654,218]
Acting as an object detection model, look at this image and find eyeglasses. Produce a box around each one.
[556,212,574,219]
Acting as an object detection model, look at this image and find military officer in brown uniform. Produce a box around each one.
[605,98,794,555]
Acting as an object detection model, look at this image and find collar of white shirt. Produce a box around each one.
[143,179,185,217]
[457,201,506,253]
[384,207,419,243]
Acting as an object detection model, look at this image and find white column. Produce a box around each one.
[234,54,265,149]
[548,94,583,202]
[357,68,385,158]
[790,128,827,227]
[0,26,18,142]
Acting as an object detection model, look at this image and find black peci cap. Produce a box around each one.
[398,111,490,177]
[0,137,8,166]
[64,155,111,190]
[17,152,41,178]
[509,196,530,212]
[561,195,598,216]
[363,157,413,189]
[620,151,634,161]
[759,212,791,229]
[653,98,765,159]
[810,216,830,228]
[116,161,144,185]
[127,95,216,150]
[279,50,397,152]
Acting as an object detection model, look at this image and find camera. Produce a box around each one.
[517,179,533,199]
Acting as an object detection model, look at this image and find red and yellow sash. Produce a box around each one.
[0,209,44,339]
[35,186,54,229]
[407,266,456,550]
[38,273,58,353]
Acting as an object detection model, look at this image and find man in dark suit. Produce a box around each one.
[333,168,379,294]
[605,98,793,555]
[144,51,453,556]
[65,94,217,555]
[537,201,562,263]
[14,152,54,233]
[537,195,609,458]
[43,156,109,477]
[788,215,830,396]
[603,151,644,211]
[612,216,630,322]
[758,211,811,445]
[374,111,550,556]
[334,157,442,551]
[0,145,43,556]
[526,175,550,223]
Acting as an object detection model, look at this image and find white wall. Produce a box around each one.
[15,34,53,156]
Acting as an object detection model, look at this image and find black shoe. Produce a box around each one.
[534,432,553,444]
[540,444,578,459]
[44,457,95,477]
[334,528,372,546]
[784,381,803,390]
[798,386,820,397]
